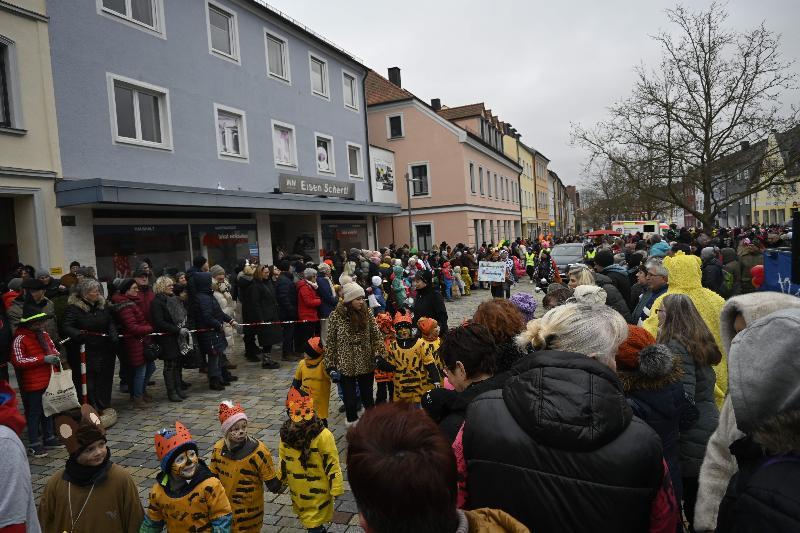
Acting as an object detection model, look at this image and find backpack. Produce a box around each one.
[721,268,734,295]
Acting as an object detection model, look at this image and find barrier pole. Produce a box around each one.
[80,344,88,405]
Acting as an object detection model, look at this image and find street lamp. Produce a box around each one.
[406,173,423,249]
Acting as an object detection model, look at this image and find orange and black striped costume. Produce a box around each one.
[209,439,279,532]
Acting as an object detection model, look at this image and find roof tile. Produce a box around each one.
[365,70,415,106]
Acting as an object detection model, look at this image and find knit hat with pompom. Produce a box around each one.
[616,325,655,370]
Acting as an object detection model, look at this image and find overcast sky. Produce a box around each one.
[266,0,800,186]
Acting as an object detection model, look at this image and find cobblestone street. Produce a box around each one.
[24,282,542,532]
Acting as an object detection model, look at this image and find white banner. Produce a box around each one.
[477,261,506,282]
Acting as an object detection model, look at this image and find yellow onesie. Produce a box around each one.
[386,338,437,403]
[293,356,332,420]
[145,471,232,533]
[209,439,278,532]
[278,427,344,529]
[418,336,442,374]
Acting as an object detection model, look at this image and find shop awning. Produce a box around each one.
[55,178,401,215]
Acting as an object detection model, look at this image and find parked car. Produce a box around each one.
[551,243,585,277]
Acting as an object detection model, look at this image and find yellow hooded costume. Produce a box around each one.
[643,251,727,406]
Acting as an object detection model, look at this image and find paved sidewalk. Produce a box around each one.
[25,282,542,532]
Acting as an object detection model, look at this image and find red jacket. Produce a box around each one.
[296,280,322,322]
[11,326,59,392]
[111,293,153,367]
[2,290,18,311]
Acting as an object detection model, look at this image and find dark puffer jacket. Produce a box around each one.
[62,294,117,360]
[670,340,719,478]
[595,273,634,324]
[463,350,665,532]
[274,272,298,320]
[192,272,232,356]
[412,271,448,333]
[239,274,281,347]
[150,293,182,361]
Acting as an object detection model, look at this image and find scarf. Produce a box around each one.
[63,447,112,486]
[306,280,319,290]
[279,417,324,468]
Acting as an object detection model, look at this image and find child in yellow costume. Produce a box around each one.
[378,311,441,404]
[291,336,332,425]
[140,421,232,533]
[461,265,473,296]
[209,401,283,532]
[416,317,443,373]
[278,388,344,533]
[374,312,395,404]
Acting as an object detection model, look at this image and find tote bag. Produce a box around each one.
[42,360,80,416]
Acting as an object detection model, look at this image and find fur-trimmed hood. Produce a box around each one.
[720,292,800,352]
[618,345,683,393]
[752,411,800,454]
[67,292,107,311]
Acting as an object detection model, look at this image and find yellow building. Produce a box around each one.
[0,0,65,278]
[533,151,552,235]
[503,132,539,240]
[751,128,800,225]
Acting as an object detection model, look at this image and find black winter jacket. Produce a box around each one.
[412,283,448,333]
[463,351,664,533]
[150,293,182,361]
[274,272,298,320]
[600,265,632,308]
[192,273,232,330]
[240,275,282,347]
[595,273,634,323]
[62,294,117,359]
[317,277,338,318]
[701,257,724,295]
[716,436,800,533]
[435,371,511,443]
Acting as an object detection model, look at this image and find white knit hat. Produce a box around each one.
[342,282,365,303]
[372,276,382,287]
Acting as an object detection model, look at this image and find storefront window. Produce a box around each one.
[321,222,367,258]
[190,224,258,274]
[93,224,190,281]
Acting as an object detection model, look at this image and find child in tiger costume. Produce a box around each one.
[209,401,283,532]
[290,336,332,426]
[141,421,232,533]
[378,310,441,405]
[279,388,344,533]
[374,312,395,404]
[416,317,443,374]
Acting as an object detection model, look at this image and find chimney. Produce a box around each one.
[740,141,750,151]
[431,98,441,111]
[388,67,401,87]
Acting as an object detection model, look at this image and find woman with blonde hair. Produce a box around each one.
[462,303,678,531]
[568,265,633,323]
[656,293,721,532]
[150,275,189,402]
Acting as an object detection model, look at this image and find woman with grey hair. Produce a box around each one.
[62,279,118,417]
[461,303,677,531]
[296,267,322,350]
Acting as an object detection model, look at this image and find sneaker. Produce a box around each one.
[28,446,48,458]
[44,438,64,449]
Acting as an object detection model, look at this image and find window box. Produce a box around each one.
[214,103,247,161]
[206,1,240,63]
[107,73,172,150]
[265,31,291,83]
[309,54,329,99]
[98,0,164,37]
[347,142,363,179]
[272,119,297,168]
[315,132,335,174]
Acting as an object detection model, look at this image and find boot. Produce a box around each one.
[209,377,225,391]
[175,369,188,399]
[245,352,261,362]
[261,354,279,369]
[222,369,238,382]
[132,397,147,409]
[164,363,183,403]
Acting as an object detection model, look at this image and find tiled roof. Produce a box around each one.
[365,70,415,106]
[437,103,486,121]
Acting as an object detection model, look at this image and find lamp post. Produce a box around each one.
[406,173,423,248]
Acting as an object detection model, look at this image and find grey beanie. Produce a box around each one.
[209,264,225,277]
[700,246,717,261]
[728,307,800,434]
[36,268,51,279]
[8,278,22,291]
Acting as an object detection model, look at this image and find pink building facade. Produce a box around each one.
[366,69,522,249]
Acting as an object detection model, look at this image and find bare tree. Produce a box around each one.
[572,2,800,230]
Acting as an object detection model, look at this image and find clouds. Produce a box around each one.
[266,0,800,185]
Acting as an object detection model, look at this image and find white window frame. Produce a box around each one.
[408,161,431,199]
[213,103,248,161]
[314,132,335,175]
[96,0,165,38]
[346,141,364,180]
[205,1,240,64]
[265,30,291,84]
[469,162,476,194]
[413,221,435,252]
[386,113,404,139]
[106,72,173,151]
[0,36,24,133]
[271,119,298,169]
[308,53,330,100]
[479,166,484,196]
[341,69,359,112]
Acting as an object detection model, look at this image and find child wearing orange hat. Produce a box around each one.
[290,337,332,426]
[141,421,232,533]
[279,388,343,532]
[209,401,283,532]
[416,317,443,374]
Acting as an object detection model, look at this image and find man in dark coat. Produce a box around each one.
[700,247,724,296]
[192,272,237,390]
[593,249,632,308]
[412,269,448,335]
[274,260,299,359]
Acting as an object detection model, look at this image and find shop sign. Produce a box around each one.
[50,267,63,276]
[279,174,355,199]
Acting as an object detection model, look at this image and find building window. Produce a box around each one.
[347,142,363,179]
[415,223,433,252]
[469,163,476,193]
[487,170,492,197]
[387,114,404,139]
[342,71,358,110]
[479,167,484,195]
[207,2,239,61]
[265,32,290,82]
[271,120,297,168]
[100,0,161,33]
[494,174,499,200]
[214,104,247,160]
[315,133,335,174]
[309,54,329,98]
[108,74,171,149]
[410,163,430,196]
[0,42,11,128]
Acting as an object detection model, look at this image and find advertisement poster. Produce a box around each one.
[375,159,394,191]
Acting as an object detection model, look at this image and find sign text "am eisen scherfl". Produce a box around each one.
[279,174,355,199]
